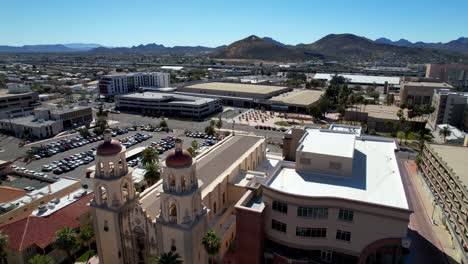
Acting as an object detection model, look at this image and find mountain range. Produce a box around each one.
[1,35,467,63]
[375,37,468,53]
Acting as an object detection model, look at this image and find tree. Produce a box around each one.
[215,118,223,131]
[77,128,90,139]
[191,140,199,150]
[28,255,55,264]
[160,120,168,128]
[78,225,94,251]
[141,147,158,166]
[144,162,161,186]
[209,119,216,128]
[153,251,183,264]
[308,105,323,121]
[55,227,79,264]
[0,231,8,264]
[187,147,196,157]
[439,126,452,144]
[205,125,215,136]
[202,230,221,264]
[94,104,108,135]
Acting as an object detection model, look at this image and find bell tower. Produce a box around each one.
[157,138,207,264]
[91,129,135,264]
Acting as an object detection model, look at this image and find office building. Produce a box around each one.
[344,104,426,132]
[98,72,170,97]
[0,85,39,119]
[115,91,222,119]
[0,106,92,139]
[419,143,468,263]
[428,89,468,131]
[399,81,453,105]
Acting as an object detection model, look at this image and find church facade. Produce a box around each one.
[91,129,267,264]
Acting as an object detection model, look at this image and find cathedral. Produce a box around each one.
[90,129,267,264]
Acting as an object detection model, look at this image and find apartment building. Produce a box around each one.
[98,72,170,97]
[50,105,93,129]
[115,91,222,119]
[236,125,411,264]
[399,81,453,105]
[419,143,468,263]
[428,89,468,131]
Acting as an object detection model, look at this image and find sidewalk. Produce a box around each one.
[404,161,461,263]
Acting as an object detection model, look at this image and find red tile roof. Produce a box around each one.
[0,193,93,251]
[0,186,26,203]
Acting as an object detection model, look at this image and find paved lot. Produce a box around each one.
[1,175,49,190]
[14,130,206,189]
[0,134,26,161]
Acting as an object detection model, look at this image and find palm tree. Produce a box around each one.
[144,162,161,186]
[215,117,223,131]
[0,231,8,264]
[439,126,452,144]
[55,227,79,264]
[202,230,221,264]
[154,251,183,264]
[78,225,94,251]
[141,147,158,166]
[28,255,55,264]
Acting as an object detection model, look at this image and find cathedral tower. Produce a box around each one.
[91,129,135,264]
[158,138,208,264]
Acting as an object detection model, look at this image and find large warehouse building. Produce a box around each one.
[115,91,222,119]
[179,82,292,108]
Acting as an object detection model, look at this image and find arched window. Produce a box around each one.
[169,175,176,191]
[222,192,226,205]
[169,202,177,223]
[213,202,217,215]
[181,176,187,192]
[109,162,115,175]
[99,185,108,206]
[122,181,130,201]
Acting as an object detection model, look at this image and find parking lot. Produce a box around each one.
[13,129,211,189]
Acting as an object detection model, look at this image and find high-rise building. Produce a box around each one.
[98,72,170,97]
[428,89,468,131]
[399,81,453,105]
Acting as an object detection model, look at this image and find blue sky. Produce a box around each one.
[1,0,467,47]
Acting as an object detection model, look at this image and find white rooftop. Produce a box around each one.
[313,73,400,85]
[266,134,409,210]
[299,128,356,158]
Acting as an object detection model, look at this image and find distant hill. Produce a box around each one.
[64,43,102,51]
[0,44,77,53]
[262,37,286,47]
[375,37,468,53]
[90,43,215,55]
[213,35,312,61]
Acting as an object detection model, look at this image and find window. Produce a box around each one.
[336,230,351,242]
[321,250,333,263]
[329,161,342,170]
[213,202,217,214]
[296,227,327,238]
[271,219,287,233]
[338,209,354,222]
[297,207,328,218]
[222,192,226,205]
[272,201,288,214]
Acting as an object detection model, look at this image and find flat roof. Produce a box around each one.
[269,89,323,107]
[117,91,217,106]
[346,104,414,120]
[300,128,355,158]
[0,89,35,98]
[0,115,59,127]
[185,82,289,95]
[313,73,400,85]
[402,81,453,88]
[266,135,408,210]
[428,144,468,187]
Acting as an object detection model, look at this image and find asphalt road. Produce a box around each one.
[16,130,206,189]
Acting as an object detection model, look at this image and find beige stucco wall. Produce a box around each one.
[296,151,353,177]
[262,188,411,256]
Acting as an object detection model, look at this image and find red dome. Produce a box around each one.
[96,139,123,155]
[165,149,193,167]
